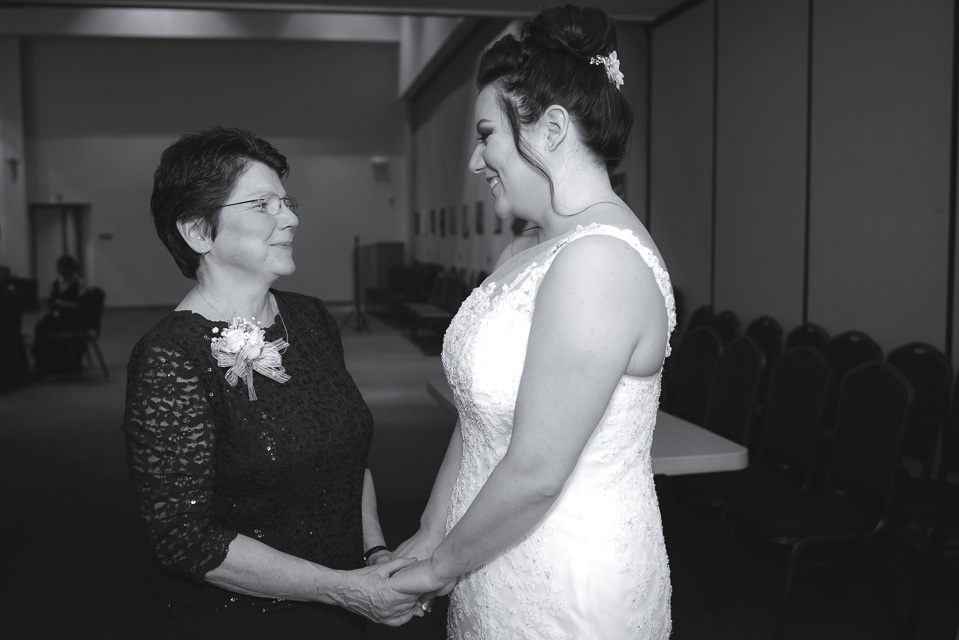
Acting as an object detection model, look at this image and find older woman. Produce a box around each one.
[122,127,422,638]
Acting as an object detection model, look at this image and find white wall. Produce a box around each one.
[21,37,408,306]
[410,20,515,275]
[398,15,466,96]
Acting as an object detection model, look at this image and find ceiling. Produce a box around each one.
[1,0,692,22]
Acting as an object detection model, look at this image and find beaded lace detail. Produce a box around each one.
[442,224,675,639]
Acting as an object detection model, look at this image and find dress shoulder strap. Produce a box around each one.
[547,223,677,356]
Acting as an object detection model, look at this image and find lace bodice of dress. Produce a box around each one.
[441,223,676,639]
[122,290,373,616]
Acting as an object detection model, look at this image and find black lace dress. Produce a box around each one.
[122,290,372,635]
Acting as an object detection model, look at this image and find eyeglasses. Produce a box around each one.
[222,194,300,216]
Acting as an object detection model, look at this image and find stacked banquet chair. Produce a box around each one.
[746,315,785,369]
[364,264,407,319]
[666,336,766,514]
[671,346,831,525]
[745,315,784,404]
[881,343,956,639]
[392,263,443,330]
[813,330,884,482]
[712,309,741,346]
[399,267,471,355]
[698,336,766,449]
[785,321,830,354]
[685,304,715,336]
[822,330,884,426]
[660,325,724,426]
[705,360,914,640]
[367,262,433,326]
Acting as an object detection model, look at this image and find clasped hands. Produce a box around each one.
[350,536,455,627]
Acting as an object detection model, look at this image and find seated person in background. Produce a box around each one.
[32,254,83,374]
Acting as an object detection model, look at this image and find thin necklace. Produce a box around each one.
[567,199,621,215]
[195,286,290,344]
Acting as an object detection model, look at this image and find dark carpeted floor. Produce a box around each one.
[2,305,957,639]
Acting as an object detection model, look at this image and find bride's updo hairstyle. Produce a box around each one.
[477,4,632,183]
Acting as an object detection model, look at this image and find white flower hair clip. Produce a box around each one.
[590,50,624,89]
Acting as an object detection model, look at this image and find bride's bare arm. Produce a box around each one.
[393,422,463,561]
[390,237,664,593]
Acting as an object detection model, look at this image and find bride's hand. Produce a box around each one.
[388,558,456,600]
[393,529,443,562]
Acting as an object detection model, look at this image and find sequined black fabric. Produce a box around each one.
[122,290,373,617]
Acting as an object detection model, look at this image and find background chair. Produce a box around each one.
[667,337,767,512]
[375,262,427,325]
[675,304,713,347]
[820,329,883,444]
[701,335,765,445]
[746,315,783,361]
[711,309,741,346]
[661,325,723,425]
[707,361,913,639]
[746,316,783,382]
[401,266,469,354]
[672,347,832,516]
[746,315,785,426]
[45,286,108,378]
[886,372,959,639]
[785,321,830,353]
[885,342,952,479]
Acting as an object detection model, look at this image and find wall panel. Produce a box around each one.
[713,0,808,332]
[808,0,952,351]
[650,0,715,322]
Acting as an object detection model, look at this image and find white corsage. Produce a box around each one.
[211,317,290,401]
[590,50,624,89]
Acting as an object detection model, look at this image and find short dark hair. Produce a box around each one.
[477,5,633,193]
[150,126,290,280]
[56,254,80,278]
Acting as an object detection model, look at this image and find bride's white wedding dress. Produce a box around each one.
[441,223,676,639]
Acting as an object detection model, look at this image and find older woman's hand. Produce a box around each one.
[336,557,426,626]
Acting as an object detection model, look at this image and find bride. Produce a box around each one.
[390,5,675,638]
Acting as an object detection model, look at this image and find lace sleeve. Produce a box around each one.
[121,334,237,583]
